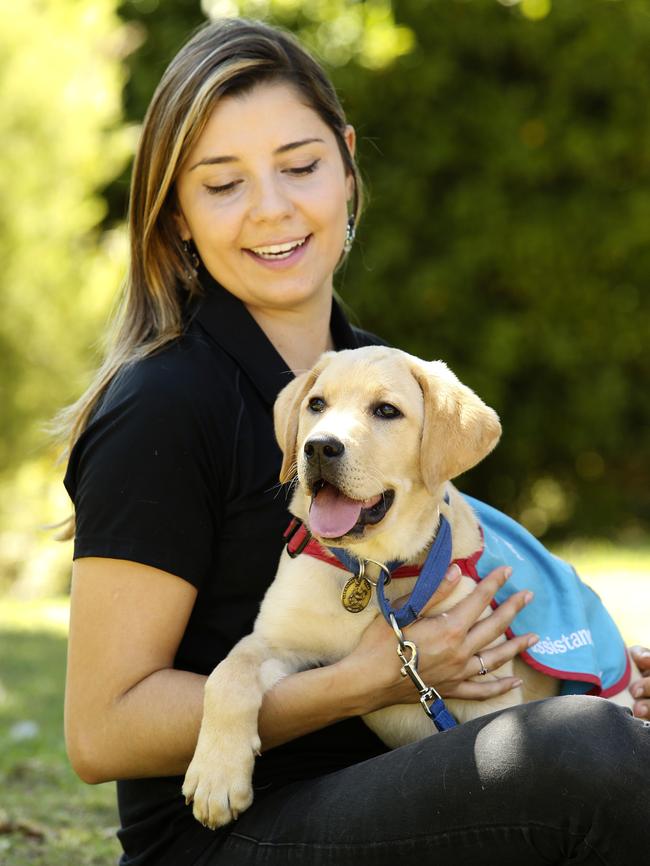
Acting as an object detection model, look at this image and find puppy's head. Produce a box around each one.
[274,346,501,549]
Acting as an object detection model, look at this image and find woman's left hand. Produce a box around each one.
[629,646,650,718]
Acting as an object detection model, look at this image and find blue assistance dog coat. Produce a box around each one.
[462,495,630,697]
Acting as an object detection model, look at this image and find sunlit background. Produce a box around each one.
[2,0,648,598]
[1,2,649,861]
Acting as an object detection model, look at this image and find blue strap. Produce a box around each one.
[375,513,453,628]
[425,698,458,732]
[329,508,458,732]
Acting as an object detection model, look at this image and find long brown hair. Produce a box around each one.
[55,17,364,537]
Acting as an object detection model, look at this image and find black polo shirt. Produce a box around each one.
[64,270,388,862]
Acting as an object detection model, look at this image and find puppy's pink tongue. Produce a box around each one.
[309,484,362,538]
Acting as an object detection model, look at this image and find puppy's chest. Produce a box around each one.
[254,553,414,662]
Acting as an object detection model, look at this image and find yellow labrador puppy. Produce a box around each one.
[183,346,637,829]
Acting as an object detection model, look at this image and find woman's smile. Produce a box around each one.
[244,233,313,268]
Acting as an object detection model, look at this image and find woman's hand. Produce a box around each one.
[339,564,537,715]
[629,646,650,718]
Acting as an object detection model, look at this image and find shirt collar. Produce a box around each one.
[192,267,362,407]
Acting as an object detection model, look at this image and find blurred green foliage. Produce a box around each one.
[2,0,649,593]
[117,0,650,539]
[0,0,130,592]
[333,0,650,538]
[0,0,130,459]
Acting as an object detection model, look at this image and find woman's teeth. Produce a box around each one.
[249,237,308,259]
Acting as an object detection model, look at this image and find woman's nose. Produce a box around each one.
[249,174,294,222]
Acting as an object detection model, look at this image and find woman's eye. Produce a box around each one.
[308,396,326,413]
[204,161,319,196]
[285,159,320,177]
[204,180,242,196]
[373,403,402,419]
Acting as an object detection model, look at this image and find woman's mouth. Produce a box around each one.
[244,234,312,269]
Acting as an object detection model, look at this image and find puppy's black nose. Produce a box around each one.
[304,435,345,462]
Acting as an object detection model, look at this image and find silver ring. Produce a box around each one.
[475,653,488,676]
[361,558,392,587]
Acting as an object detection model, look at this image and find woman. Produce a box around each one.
[62,17,650,866]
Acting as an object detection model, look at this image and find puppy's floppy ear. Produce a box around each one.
[410,359,502,492]
[273,354,332,484]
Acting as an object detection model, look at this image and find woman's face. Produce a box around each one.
[175,81,355,315]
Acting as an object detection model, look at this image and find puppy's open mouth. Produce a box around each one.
[309,481,395,539]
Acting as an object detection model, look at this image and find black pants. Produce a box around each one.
[163,697,650,865]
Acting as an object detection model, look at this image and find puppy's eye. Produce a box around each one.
[308,396,326,413]
[373,403,402,419]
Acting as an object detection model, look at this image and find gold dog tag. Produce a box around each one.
[341,576,372,612]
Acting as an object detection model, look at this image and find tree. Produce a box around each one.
[0,0,131,592]
[117,0,650,536]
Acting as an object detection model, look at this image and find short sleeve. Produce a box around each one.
[64,344,232,588]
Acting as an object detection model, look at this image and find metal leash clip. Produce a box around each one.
[390,613,444,721]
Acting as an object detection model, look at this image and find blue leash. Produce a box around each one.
[377,514,452,629]
[329,506,457,732]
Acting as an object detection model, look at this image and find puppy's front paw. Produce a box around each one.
[182,729,261,830]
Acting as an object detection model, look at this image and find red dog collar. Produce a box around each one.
[283,518,481,579]
[283,518,419,576]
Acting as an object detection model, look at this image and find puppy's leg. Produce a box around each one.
[183,634,288,829]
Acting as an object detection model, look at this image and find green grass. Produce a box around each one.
[0,600,120,866]
[1,542,649,865]
[551,541,650,648]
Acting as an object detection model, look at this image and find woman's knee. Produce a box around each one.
[462,697,632,786]
[478,695,648,800]
[532,694,644,762]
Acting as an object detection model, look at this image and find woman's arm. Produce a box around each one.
[65,558,204,783]
[65,558,534,783]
